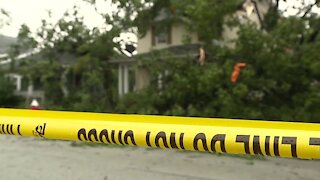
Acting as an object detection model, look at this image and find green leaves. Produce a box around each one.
[0,8,10,28]
[0,74,22,108]
[116,1,320,122]
[4,0,320,122]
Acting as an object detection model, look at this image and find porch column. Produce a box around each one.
[27,80,34,96]
[16,75,22,91]
[123,64,129,94]
[118,65,123,96]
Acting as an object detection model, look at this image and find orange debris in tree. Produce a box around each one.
[231,63,247,83]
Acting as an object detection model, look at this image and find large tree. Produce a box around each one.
[0,8,21,108]
[10,6,122,111]
[112,0,320,122]
[0,8,10,28]
[8,0,320,122]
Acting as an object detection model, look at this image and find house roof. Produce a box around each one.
[0,48,79,71]
[0,48,40,70]
[0,35,16,54]
[109,44,202,65]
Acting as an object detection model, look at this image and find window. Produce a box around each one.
[157,31,168,43]
[151,25,171,46]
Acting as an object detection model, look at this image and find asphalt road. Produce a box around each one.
[0,135,319,180]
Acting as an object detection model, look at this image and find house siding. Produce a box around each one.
[137,23,199,54]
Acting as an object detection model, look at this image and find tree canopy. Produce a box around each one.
[114,0,320,122]
[0,8,10,28]
[0,74,21,107]
[3,0,320,122]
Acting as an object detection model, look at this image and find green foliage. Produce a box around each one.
[0,74,21,107]
[6,0,320,123]
[66,56,117,112]
[117,12,320,122]
[132,0,242,41]
[8,6,120,112]
[0,8,10,28]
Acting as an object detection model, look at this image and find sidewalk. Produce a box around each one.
[0,135,319,180]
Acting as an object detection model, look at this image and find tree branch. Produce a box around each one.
[302,1,317,18]
[252,0,264,30]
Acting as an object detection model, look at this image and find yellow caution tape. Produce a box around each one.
[0,108,320,159]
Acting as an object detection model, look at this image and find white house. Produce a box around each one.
[113,0,272,97]
[0,49,44,107]
[222,0,272,47]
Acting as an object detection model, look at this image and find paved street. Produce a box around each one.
[0,135,319,180]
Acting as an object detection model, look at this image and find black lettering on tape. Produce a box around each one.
[1,124,4,134]
[282,137,297,158]
[118,131,124,145]
[179,133,185,150]
[4,124,8,134]
[6,124,12,135]
[6,124,9,134]
[236,135,250,154]
[146,132,184,149]
[0,124,21,136]
[10,124,14,135]
[10,124,15,135]
[155,131,169,148]
[146,131,152,147]
[193,133,209,151]
[274,136,280,156]
[169,133,185,150]
[33,123,46,138]
[310,138,320,146]
[265,136,271,156]
[88,129,98,142]
[124,130,136,145]
[0,124,4,134]
[7,124,13,135]
[170,133,179,149]
[78,128,88,141]
[211,134,226,153]
[99,129,111,143]
[17,125,22,136]
[111,130,117,144]
[310,138,320,159]
[2,124,5,134]
[253,136,263,155]
[78,128,135,146]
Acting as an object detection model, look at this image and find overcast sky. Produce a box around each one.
[0,0,107,37]
[0,0,319,38]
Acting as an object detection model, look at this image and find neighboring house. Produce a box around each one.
[112,0,272,96]
[1,30,81,107]
[0,48,44,107]
[1,49,78,108]
[137,9,200,54]
[5,72,45,107]
[0,35,43,107]
[110,8,202,96]
[1,0,273,102]
[0,35,16,66]
[0,34,16,54]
